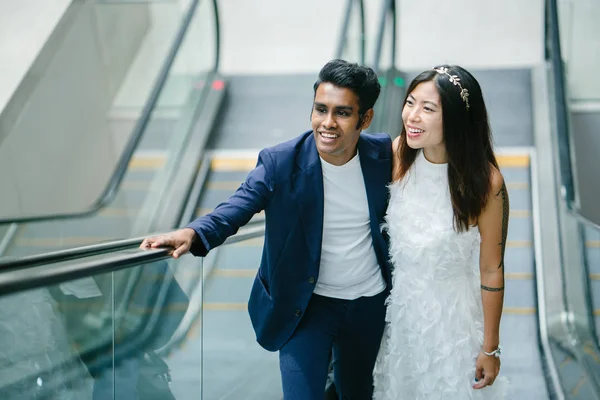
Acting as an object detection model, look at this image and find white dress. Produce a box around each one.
[372,151,508,399]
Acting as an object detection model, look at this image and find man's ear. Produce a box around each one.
[359,108,375,130]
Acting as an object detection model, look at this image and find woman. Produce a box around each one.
[373,65,509,399]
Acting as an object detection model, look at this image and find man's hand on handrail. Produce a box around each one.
[140,228,197,259]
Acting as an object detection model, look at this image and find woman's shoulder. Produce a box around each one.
[488,163,505,195]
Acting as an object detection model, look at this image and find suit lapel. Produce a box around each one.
[292,134,324,264]
[358,135,387,225]
[292,133,389,266]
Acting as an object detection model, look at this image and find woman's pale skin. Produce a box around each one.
[394,80,507,390]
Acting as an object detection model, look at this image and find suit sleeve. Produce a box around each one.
[185,149,275,256]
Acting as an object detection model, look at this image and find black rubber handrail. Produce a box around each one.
[0,223,265,296]
[0,0,216,225]
[545,0,600,231]
[335,0,365,65]
[0,218,264,271]
[372,0,396,72]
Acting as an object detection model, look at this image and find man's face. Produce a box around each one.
[311,83,373,166]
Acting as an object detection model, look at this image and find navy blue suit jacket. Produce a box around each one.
[186,130,393,351]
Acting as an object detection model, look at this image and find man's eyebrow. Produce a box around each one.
[313,102,354,111]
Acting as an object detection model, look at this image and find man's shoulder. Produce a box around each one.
[360,132,393,157]
[361,132,392,145]
[261,130,313,159]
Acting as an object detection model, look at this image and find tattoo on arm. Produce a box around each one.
[496,181,509,270]
[481,284,505,292]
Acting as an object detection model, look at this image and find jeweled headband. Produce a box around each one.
[433,67,470,110]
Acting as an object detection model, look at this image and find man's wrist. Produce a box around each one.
[183,227,197,243]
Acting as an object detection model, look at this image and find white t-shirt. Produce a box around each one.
[313,152,387,300]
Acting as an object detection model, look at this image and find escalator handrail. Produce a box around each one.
[372,0,397,72]
[335,0,365,65]
[545,0,600,232]
[0,223,265,297]
[0,0,219,225]
[0,218,265,271]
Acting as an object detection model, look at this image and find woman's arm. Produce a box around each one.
[473,166,509,387]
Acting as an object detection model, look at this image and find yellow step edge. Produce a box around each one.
[496,154,530,168]
[212,269,257,278]
[587,240,600,248]
[502,307,536,315]
[211,158,257,172]
[510,210,531,218]
[210,153,529,171]
[590,274,600,280]
[505,272,533,280]
[201,303,542,315]
[128,156,166,170]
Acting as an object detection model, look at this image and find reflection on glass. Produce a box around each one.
[0,0,217,258]
[0,254,201,399]
[201,237,280,398]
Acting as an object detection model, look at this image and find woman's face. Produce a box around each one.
[402,81,445,156]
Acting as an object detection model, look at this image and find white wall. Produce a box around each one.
[391,0,545,71]
[0,0,72,113]
[558,0,600,102]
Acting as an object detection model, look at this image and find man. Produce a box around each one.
[141,59,393,399]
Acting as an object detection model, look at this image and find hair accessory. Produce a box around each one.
[433,67,470,110]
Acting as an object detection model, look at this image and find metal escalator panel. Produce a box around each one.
[556,0,600,349]
[542,0,600,396]
[0,251,202,399]
[0,0,220,258]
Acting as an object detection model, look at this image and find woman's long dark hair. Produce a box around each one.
[395,65,499,232]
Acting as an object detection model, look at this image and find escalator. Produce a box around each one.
[1,0,599,399]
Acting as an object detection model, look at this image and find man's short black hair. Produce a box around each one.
[313,59,381,116]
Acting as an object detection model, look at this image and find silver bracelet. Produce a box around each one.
[482,345,502,358]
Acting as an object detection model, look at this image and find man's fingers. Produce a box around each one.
[140,235,172,250]
[172,242,190,259]
[141,230,194,258]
